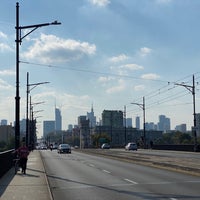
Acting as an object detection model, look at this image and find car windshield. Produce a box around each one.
[60,144,69,148]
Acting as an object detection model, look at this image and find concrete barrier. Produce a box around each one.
[0,149,14,178]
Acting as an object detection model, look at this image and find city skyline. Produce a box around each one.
[0,1,199,137]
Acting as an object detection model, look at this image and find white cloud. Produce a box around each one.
[88,0,110,7]
[0,79,13,90]
[22,34,96,63]
[134,85,145,91]
[139,47,152,57]
[0,43,13,52]
[98,76,114,83]
[141,73,160,80]
[109,54,128,63]
[120,63,144,70]
[0,69,15,76]
[0,31,7,39]
[106,79,125,94]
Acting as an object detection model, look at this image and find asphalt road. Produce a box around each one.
[41,150,200,200]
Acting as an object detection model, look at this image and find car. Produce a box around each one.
[57,144,71,154]
[101,143,110,149]
[125,142,137,151]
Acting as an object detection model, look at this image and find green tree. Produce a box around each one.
[91,133,110,148]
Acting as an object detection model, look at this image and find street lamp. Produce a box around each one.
[29,99,45,148]
[15,2,61,149]
[26,72,49,146]
[175,75,197,152]
[131,97,146,148]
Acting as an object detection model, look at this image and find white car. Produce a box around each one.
[57,144,71,154]
[125,142,137,151]
[101,143,110,149]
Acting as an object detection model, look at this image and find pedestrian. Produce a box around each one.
[16,142,29,174]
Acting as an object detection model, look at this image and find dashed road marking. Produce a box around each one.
[124,178,138,185]
[103,170,111,174]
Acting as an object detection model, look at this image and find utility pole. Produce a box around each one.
[175,75,197,152]
[26,72,49,147]
[131,97,146,148]
[124,105,127,145]
[15,2,61,149]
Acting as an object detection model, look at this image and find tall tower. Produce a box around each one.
[55,108,62,131]
[136,116,140,129]
[87,104,96,127]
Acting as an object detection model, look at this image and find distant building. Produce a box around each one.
[135,116,140,129]
[55,108,62,131]
[175,124,187,133]
[1,119,7,126]
[102,110,123,128]
[196,113,200,137]
[43,121,55,138]
[0,125,14,143]
[158,115,171,132]
[68,124,73,131]
[87,104,96,128]
[20,119,26,137]
[78,116,90,148]
[126,118,132,127]
[145,122,157,131]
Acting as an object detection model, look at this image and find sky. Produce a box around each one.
[0,0,200,137]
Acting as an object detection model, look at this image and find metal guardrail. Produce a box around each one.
[0,149,14,178]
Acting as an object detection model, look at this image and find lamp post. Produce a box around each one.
[131,97,146,148]
[29,99,45,149]
[15,2,61,149]
[26,72,49,146]
[175,75,197,152]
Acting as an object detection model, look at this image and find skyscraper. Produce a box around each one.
[102,110,123,127]
[43,121,55,138]
[158,115,170,132]
[87,104,96,127]
[136,116,140,129]
[126,118,132,127]
[55,108,62,131]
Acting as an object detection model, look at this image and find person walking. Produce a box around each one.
[16,142,29,174]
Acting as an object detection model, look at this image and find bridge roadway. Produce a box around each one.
[79,148,200,176]
[0,149,199,199]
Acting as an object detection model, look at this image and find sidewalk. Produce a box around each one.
[0,150,52,200]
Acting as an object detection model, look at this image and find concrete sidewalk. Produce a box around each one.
[0,150,52,200]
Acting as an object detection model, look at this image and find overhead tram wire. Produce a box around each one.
[21,60,200,114]
[20,60,169,83]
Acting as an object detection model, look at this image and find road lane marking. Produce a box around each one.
[89,164,95,167]
[103,169,111,174]
[170,198,178,200]
[124,178,138,185]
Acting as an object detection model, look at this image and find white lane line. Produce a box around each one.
[170,198,178,200]
[102,169,111,174]
[89,164,95,167]
[124,178,138,185]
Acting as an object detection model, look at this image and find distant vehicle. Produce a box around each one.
[53,144,58,149]
[125,142,137,151]
[101,143,110,149]
[57,144,71,154]
[41,145,47,150]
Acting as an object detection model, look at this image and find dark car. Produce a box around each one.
[57,144,71,154]
[101,143,110,149]
[125,142,137,151]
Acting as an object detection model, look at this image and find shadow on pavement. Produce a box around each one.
[0,168,15,197]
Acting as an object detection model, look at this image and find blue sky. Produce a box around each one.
[0,0,200,137]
